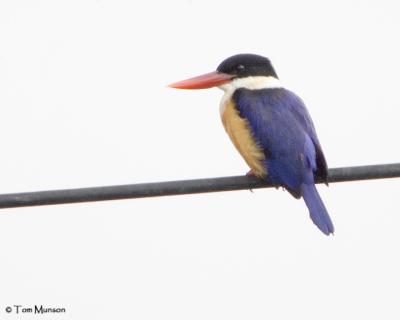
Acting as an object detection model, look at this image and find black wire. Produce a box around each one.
[0,163,399,209]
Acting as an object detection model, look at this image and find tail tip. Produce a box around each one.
[310,211,334,236]
[320,224,335,236]
[301,183,335,236]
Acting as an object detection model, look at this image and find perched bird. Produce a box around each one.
[169,54,334,235]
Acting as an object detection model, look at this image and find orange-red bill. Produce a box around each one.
[168,71,233,89]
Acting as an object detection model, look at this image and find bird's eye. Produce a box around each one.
[236,64,245,72]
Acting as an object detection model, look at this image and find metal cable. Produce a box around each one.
[0,163,399,209]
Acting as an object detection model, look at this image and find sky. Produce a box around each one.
[0,0,400,319]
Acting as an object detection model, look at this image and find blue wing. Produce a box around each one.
[232,88,327,197]
[232,87,334,235]
[232,88,334,235]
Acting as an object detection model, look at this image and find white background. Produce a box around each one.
[0,0,400,319]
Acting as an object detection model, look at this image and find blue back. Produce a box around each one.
[232,88,327,198]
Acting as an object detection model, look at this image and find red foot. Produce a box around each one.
[246,170,257,193]
[246,170,257,178]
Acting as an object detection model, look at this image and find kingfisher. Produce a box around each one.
[169,54,334,235]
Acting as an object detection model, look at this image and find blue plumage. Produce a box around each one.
[233,88,334,235]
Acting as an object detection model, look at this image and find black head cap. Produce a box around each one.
[217,53,278,79]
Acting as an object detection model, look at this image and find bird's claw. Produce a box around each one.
[246,170,256,192]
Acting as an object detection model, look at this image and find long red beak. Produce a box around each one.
[168,71,233,89]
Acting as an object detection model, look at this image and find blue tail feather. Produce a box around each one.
[301,183,334,235]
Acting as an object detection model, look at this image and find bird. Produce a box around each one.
[168,54,334,235]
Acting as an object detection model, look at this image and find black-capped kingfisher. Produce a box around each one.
[169,54,334,235]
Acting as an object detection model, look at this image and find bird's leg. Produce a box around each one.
[246,170,257,193]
